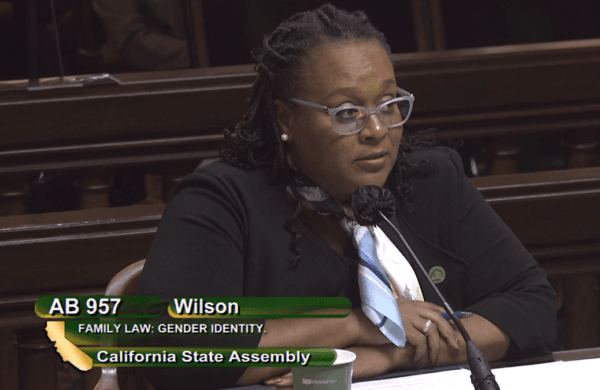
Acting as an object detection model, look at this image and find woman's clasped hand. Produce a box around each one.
[352,299,460,365]
[394,300,460,365]
[351,303,459,365]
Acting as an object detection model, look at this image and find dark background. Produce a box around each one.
[1,0,599,80]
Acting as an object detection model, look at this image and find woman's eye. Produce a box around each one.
[381,100,395,110]
[338,108,359,118]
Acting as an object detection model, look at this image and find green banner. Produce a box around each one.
[168,297,351,318]
[35,296,163,319]
[65,319,266,345]
[81,347,335,367]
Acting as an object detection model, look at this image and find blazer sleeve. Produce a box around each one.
[137,169,263,389]
[447,148,557,358]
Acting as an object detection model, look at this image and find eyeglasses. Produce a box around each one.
[287,87,414,135]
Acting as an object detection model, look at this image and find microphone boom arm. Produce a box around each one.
[377,211,468,341]
[377,211,500,390]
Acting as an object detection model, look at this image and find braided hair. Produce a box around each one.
[221,4,430,269]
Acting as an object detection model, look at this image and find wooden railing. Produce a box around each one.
[1,39,599,216]
[0,204,164,390]
[1,166,599,390]
[473,166,600,351]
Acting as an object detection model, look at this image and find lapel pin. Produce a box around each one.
[428,266,446,284]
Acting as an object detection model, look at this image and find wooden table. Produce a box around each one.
[220,348,600,389]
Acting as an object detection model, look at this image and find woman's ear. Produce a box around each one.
[273,99,293,141]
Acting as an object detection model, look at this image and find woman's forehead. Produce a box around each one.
[296,39,395,99]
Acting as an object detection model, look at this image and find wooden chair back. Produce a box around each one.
[105,259,146,296]
[92,259,150,390]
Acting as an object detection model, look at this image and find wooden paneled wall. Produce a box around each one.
[1,39,599,216]
[0,204,164,390]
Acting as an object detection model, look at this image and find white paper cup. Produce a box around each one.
[292,349,356,390]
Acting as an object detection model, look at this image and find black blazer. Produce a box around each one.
[139,146,556,389]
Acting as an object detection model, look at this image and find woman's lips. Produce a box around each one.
[355,152,389,171]
[357,151,388,161]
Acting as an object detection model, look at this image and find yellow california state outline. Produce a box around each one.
[46,321,93,371]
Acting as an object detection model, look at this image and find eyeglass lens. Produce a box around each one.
[333,99,411,134]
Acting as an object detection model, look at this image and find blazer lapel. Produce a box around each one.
[380,213,469,309]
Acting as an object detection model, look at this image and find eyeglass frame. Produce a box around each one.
[287,86,415,135]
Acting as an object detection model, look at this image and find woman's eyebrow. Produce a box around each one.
[323,79,397,101]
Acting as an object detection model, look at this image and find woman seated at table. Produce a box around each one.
[138,4,556,389]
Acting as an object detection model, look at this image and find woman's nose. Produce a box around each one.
[360,113,387,140]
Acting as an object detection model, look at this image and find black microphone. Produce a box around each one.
[351,185,500,390]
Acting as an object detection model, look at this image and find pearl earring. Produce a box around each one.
[281,134,289,141]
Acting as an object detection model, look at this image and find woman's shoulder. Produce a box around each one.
[407,145,462,167]
[405,146,465,185]
[161,160,287,228]
[178,159,274,191]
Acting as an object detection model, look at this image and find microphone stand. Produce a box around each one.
[377,211,500,390]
